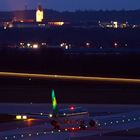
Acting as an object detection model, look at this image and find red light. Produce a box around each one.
[70,106,75,110]
[66,127,80,132]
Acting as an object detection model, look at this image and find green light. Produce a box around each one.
[51,89,58,115]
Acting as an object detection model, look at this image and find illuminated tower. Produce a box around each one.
[36,5,44,22]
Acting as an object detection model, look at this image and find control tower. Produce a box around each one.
[36,5,44,22]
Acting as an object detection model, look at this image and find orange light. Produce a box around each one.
[48,22,65,26]
[26,119,36,126]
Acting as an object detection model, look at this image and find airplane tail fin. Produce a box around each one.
[51,89,58,116]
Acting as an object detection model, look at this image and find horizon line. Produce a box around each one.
[0,8,140,13]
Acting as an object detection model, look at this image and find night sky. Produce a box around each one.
[0,0,140,11]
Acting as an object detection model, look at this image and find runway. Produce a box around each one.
[0,104,140,140]
[0,72,140,84]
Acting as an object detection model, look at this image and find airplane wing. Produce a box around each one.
[0,89,89,125]
[14,106,88,119]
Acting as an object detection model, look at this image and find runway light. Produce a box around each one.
[49,114,53,118]
[86,42,91,47]
[134,118,136,121]
[98,123,101,126]
[72,127,75,130]
[29,134,32,137]
[65,45,69,50]
[21,135,24,138]
[44,132,47,134]
[42,43,46,45]
[65,128,68,131]
[5,137,8,139]
[13,136,16,139]
[29,78,32,81]
[27,43,31,47]
[37,133,39,135]
[114,42,118,47]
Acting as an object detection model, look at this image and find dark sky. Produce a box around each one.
[0,0,140,11]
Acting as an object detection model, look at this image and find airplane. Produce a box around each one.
[15,89,96,130]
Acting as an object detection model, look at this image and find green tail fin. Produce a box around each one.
[51,89,58,115]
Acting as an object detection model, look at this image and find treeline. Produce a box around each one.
[0,9,140,24]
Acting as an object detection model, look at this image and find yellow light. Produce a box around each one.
[57,22,64,26]
[36,9,44,22]
[16,115,22,120]
[48,22,65,26]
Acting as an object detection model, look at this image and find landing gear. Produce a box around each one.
[79,120,86,130]
[51,120,60,130]
[89,120,96,127]
[79,124,86,130]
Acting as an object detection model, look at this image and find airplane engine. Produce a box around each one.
[79,120,86,130]
[51,120,60,129]
[89,120,96,127]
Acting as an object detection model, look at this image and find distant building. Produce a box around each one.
[36,5,44,22]
[99,21,129,29]
[112,21,118,28]
[2,4,68,29]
